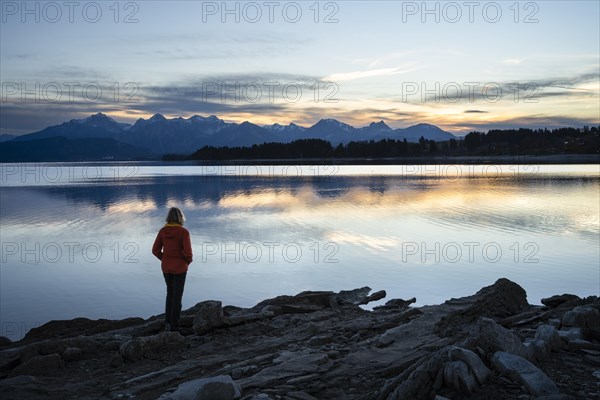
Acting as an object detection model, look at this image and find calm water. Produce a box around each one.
[1,163,599,341]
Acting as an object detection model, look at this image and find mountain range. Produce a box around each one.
[2,113,456,161]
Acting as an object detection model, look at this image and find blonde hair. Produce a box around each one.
[166,207,185,225]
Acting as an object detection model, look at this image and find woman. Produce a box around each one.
[152,207,193,332]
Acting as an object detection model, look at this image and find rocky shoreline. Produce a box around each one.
[1,278,599,400]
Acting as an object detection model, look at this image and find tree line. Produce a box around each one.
[164,126,600,160]
[463,126,599,155]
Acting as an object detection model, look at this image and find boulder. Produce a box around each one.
[374,297,417,311]
[467,278,529,315]
[436,278,528,337]
[334,287,372,305]
[9,354,64,377]
[534,325,562,352]
[490,351,560,396]
[360,290,387,305]
[444,361,476,394]
[265,286,385,312]
[469,317,531,359]
[386,346,489,400]
[252,291,338,314]
[119,331,185,362]
[448,346,491,385]
[562,306,600,339]
[157,375,241,400]
[541,294,580,308]
[193,301,226,334]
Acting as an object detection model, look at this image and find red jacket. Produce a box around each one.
[152,224,193,274]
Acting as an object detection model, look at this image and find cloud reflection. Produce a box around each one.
[1,174,598,245]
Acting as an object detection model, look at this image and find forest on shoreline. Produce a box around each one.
[165,126,600,161]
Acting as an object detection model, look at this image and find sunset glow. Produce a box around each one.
[1,1,598,136]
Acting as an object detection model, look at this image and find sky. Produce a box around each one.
[1,0,599,136]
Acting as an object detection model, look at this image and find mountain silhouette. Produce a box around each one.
[3,113,456,159]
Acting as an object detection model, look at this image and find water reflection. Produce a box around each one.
[2,175,597,242]
[1,167,599,341]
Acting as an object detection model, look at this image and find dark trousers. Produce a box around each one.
[163,272,186,330]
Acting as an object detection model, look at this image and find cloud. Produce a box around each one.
[0,103,133,135]
[502,59,523,65]
[134,72,326,117]
[392,71,599,106]
[323,66,414,82]
[2,70,598,136]
[325,231,399,251]
[535,72,599,90]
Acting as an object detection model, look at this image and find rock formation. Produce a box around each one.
[0,279,598,400]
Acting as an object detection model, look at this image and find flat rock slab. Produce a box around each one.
[239,351,333,389]
[491,351,560,396]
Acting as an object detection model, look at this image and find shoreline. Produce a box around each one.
[0,280,594,344]
[1,154,599,165]
[1,278,598,399]
[170,154,600,166]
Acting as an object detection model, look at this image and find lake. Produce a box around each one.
[1,163,599,341]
